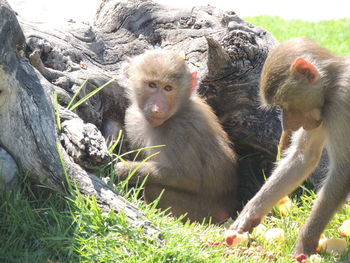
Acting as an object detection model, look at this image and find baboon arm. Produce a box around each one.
[294,165,350,254]
[257,126,326,212]
[231,126,325,233]
[116,161,201,193]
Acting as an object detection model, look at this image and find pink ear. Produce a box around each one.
[190,72,198,94]
[292,57,320,83]
[122,57,132,78]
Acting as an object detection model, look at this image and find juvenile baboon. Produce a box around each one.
[230,38,350,255]
[116,49,238,223]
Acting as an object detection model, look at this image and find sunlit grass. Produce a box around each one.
[0,177,228,263]
[245,16,350,56]
[2,171,350,262]
[2,16,350,263]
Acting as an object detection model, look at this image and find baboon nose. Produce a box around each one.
[151,105,163,116]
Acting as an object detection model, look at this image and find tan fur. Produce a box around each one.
[231,38,350,255]
[278,130,292,152]
[117,49,238,223]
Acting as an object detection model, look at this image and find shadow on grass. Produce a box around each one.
[0,174,78,263]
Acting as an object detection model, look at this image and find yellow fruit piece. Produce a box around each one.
[224,229,249,246]
[339,219,350,237]
[276,196,293,216]
[277,196,291,206]
[317,237,347,254]
[264,228,285,242]
[252,224,267,237]
[308,254,322,263]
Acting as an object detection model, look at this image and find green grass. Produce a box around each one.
[2,177,349,263]
[245,16,350,56]
[2,16,350,263]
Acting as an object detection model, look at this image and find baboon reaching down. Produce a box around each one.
[231,38,350,255]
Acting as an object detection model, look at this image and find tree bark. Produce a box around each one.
[0,0,159,238]
[1,0,285,222]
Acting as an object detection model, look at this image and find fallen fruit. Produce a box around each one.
[317,237,347,254]
[209,241,222,246]
[224,229,249,246]
[252,224,267,237]
[295,253,307,263]
[339,219,350,237]
[276,196,293,216]
[263,228,285,242]
[308,254,322,263]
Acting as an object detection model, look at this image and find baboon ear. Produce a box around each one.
[291,57,320,84]
[190,72,198,94]
[121,57,132,78]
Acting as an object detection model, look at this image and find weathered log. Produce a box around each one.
[59,105,110,171]
[7,0,329,223]
[0,0,160,238]
[13,0,283,203]
[0,147,19,188]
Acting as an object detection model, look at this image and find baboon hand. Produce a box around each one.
[229,206,262,233]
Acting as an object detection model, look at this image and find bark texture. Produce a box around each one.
[1,0,289,220]
[0,0,160,238]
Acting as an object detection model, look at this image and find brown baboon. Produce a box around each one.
[116,49,238,223]
[230,38,350,255]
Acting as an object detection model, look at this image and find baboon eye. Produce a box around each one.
[164,85,173,92]
[148,82,157,89]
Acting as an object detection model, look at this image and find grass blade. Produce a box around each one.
[69,77,117,111]
[67,79,88,110]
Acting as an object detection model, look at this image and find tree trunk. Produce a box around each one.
[0,0,159,238]
[0,0,284,223]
